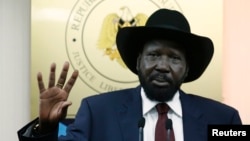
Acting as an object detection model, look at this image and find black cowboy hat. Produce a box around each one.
[116,8,214,82]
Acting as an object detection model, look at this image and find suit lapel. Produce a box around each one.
[180,91,207,141]
[117,86,142,141]
[115,88,208,141]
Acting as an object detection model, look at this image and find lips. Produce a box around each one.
[152,80,170,87]
[151,75,171,87]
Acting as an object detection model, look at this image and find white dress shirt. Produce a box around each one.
[141,88,184,141]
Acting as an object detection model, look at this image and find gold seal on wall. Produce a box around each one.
[65,0,182,93]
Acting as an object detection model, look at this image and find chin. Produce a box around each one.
[144,84,177,102]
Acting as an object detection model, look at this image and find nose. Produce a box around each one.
[155,57,170,72]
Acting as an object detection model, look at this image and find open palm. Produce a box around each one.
[36,62,78,133]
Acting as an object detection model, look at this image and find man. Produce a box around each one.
[18,8,242,141]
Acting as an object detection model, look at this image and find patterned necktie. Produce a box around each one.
[155,103,175,141]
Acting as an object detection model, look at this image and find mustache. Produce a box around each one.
[149,73,173,84]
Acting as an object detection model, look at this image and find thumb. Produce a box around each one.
[58,101,72,120]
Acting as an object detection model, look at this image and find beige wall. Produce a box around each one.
[1,1,250,140]
[0,0,30,140]
[223,0,250,124]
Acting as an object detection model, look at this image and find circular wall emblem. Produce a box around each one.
[66,0,182,93]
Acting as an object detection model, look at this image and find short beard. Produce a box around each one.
[138,71,181,102]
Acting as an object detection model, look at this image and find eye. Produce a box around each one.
[170,55,182,63]
[148,52,158,57]
[147,52,159,59]
[172,55,180,60]
[145,52,159,61]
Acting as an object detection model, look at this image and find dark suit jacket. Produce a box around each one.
[18,86,242,141]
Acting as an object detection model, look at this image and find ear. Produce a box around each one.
[136,54,142,71]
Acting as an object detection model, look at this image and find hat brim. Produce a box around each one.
[116,27,214,83]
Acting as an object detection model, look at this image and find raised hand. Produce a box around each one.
[36,61,79,133]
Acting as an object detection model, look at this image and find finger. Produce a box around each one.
[64,69,79,94]
[37,72,45,93]
[56,62,70,88]
[48,63,56,88]
[58,101,72,120]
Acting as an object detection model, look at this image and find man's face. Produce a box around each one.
[137,40,188,102]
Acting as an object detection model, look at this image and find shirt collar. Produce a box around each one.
[141,87,182,117]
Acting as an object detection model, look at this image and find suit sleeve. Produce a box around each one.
[58,98,92,141]
[17,118,58,141]
[17,99,93,141]
[231,110,242,124]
